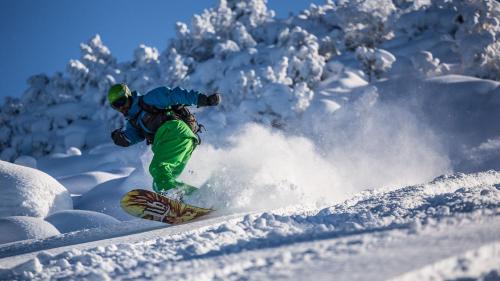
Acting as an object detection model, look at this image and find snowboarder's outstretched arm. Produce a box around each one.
[143,86,221,108]
[143,86,201,108]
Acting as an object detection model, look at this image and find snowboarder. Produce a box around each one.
[108,83,220,201]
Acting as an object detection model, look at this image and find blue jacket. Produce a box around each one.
[122,86,202,144]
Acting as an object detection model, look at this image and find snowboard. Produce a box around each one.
[120,189,214,224]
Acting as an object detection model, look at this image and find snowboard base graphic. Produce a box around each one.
[120,189,213,224]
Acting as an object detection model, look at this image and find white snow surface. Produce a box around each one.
[0,217,60,245]
[0,161,72,218]
[0,0,500,279]
[0,171,499,280]
[45,210,121,234]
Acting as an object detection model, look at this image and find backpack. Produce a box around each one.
[130,96,202,145]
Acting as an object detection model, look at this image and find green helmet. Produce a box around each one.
[107,83,132,105]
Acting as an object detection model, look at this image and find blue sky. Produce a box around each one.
[0,0,322,103]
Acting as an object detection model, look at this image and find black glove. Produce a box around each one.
[197,93,221,107]
[111,129,131,147]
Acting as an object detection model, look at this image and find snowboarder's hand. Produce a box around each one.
[208,93,221,106]
[111,129,131,147]
[197,93,221,107]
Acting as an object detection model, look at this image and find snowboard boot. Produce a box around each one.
[159,188,186,202]
[158,184,198,203]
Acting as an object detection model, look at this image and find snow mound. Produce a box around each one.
[13,156,37,169]
[0,161,72,218]
[45,210,120,233]
[74,167,152,221]
[0,216,60,245]
[57,170,130,195]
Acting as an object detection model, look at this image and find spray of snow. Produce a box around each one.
[139,124,340,212]
[315,87,452,191]
[177,100,451,212]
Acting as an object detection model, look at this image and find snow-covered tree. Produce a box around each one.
[410,51,449,77]
[0,35,124,160]
[324,0,397,51]
[1,0,499,160]
[355,46,396,81]
[454,0,500,80]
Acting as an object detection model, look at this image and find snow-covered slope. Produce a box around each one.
[0,0,499,279]
[0,171,499,280]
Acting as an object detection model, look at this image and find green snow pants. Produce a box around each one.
[149,120,198,194]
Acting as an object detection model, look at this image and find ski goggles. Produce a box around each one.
[111,97,129,109]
